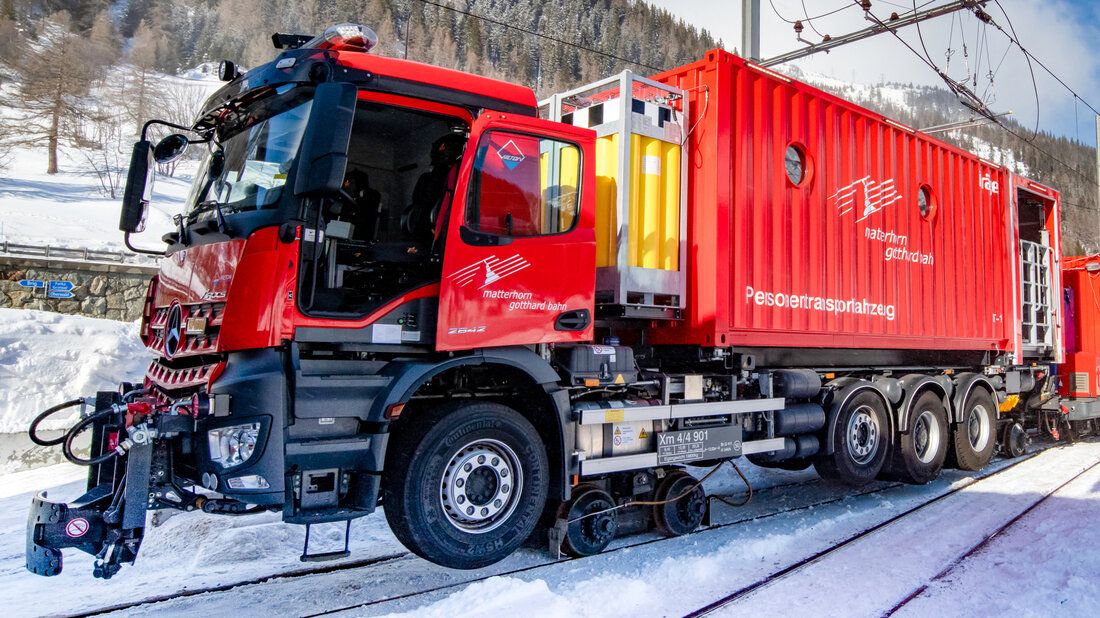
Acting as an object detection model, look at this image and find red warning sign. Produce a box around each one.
[65,518,90,538]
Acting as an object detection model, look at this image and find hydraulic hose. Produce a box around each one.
[27,399,83,446]
[62,410,119,467]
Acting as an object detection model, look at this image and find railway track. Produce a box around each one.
[880,457,1100,617]
[684,442,1100,618]
[67,446,1058,617]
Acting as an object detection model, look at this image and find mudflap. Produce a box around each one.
[26,441,152,579]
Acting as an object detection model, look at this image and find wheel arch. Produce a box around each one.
[821,378,892,455]
[951,373,998,425]
[377,347,573,502]
[897,374,949,433]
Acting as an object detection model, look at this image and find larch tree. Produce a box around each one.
[10,12,112,173]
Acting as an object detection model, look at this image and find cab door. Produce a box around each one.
[437,112,596,351]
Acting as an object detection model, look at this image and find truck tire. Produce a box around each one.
[382,401,549,569]
[813,391,889,487]
[951,389,996,471]
[884,390,948,484]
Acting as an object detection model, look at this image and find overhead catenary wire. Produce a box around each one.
[855,2,1100,194]
[800,0,827,38]
[768,0,855,25]
[410,0,665,73]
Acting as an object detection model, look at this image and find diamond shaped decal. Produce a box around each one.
[496,139,526,171]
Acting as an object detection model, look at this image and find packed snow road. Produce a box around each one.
[4,439,1099,617]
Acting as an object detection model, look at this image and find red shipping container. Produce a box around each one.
[648,50,1057,358]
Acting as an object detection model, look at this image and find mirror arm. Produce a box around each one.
[140,119,201,142]
[124,232,166,257]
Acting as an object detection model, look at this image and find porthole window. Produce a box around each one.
[917,185,937,220]
[784,143,808,186]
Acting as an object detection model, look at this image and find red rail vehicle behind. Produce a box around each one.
[25,25,1089,580]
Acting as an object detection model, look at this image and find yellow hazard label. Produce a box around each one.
[614,427,621,435]
[605,409,624,423]
[639,428,648,439]
[614,374,625,384]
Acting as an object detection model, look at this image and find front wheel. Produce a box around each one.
[382,401,549,569]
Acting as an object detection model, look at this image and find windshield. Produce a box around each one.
[188,85,313,220]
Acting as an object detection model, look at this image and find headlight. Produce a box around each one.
[207,422,261,469]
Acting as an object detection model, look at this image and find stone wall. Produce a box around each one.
[0,257,158,321]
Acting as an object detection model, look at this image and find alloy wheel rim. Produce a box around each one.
[440,438,523,534]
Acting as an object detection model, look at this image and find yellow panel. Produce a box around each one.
[559,145,579,230]
[593,131,681,272]
[662,142,681,270]
[595,135,619,267]
[539,151,549,230]
[640,138,662,268]
[628,134,643,267]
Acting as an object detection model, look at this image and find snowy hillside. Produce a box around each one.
[788,63,1030,174]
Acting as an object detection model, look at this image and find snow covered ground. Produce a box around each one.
[0,145,193,255]
[0,64,219,255]
[2,440,1098,617]
[0,309,151,436]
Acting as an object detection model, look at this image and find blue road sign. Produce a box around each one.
[48,280,74,292]
[47,290,74,299]
[18,280,45,288]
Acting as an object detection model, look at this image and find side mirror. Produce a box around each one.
[293,82,357,198]
[153,134,189,163]
[119,141,154,233]
[219,60,240,82]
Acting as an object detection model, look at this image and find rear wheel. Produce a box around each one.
[886,390,948,484]
[382,401,549,569]
[813,391,889,487]
[951,389,997,471]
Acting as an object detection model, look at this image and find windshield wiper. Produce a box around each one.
[194,200,229,233]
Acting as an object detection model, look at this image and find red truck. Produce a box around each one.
[25,23,1090,579]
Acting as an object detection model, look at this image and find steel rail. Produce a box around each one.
[62,443,1062,618]
[684,445,1087,617]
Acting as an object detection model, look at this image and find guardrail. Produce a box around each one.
[0,240,160,267]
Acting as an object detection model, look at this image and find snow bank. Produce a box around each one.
[0,308,151,434]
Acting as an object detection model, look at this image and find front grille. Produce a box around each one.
[147,302,225,359]
[145,301,227,403]
[145,358,226,403]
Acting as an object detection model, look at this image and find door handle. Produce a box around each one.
[554,309,591,331]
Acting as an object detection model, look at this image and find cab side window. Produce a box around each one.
[465,131,581,237]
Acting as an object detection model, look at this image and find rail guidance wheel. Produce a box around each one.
[888,390,948,484]
[951,388,996,471]
[560,485,618,557]
[1002,421,1028,458]
[382,401,548,569]
[653,470,706,537]
[813,390,889,487]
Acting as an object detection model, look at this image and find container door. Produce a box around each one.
[437,112,596,351]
